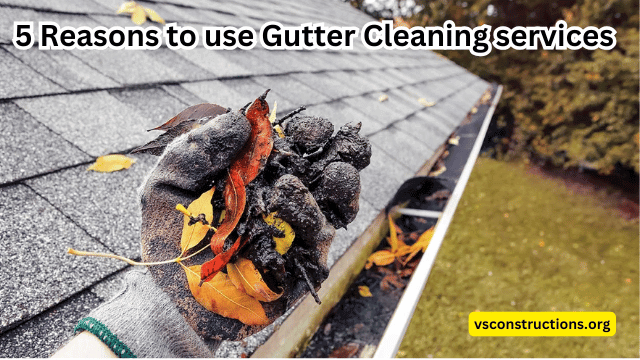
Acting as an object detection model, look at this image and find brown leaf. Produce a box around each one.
[381,274,405,290]
[227,258,282,302]
[87,154,135,172]
[230,91,273,185]
[179,188,214,253]
[330,343,360,358]
[150,103,228,132]
[358,285,373,297]
[183,265,269,326]
[210,170,246,255]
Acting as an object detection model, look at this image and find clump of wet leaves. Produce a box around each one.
[69,93,371,326]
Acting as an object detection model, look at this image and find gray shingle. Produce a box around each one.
[0,184,123,333]
[161,84,207,105]
[221,77,294,110]
[325,70,387,94]
[0,6,38,43]
[291,72,361,100]
[342,95,402,131]
[3,45,119,91]
[15,91,155,156]
[358,144,413,210]
[108,87,189,130]
[181,79,250,109]
[0,102,91,184]
[0,0,111,14]
[0,289,103,357]
[25,154,157,258]
[252,74,331,109]
[176,48,252,78]
[369,124,436,172]
[0,48,64,99]
[71,49,185,85]
[257,49,317,73]
[394,110,454,144]
[147,48,214,81]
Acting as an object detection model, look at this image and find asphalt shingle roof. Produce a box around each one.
[0,0,490,356]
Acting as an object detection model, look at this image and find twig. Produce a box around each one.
[274,106,306,125]
[294,258,321,304]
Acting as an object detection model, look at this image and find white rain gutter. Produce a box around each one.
[373,85,503,358]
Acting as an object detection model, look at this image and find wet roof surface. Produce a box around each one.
[0,0,489,356]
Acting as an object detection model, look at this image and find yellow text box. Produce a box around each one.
[469,312,615,336]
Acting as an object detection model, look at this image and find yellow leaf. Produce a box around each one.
[227,258,282,302]
[378,94,389,102]
[87,154,135,172]
[470,107,478,114]
[131,6,147,25]
[183,265,269,326]
[116,1,137,14]
[418,98,436,107]
[448,136,460,146]
[366,250,396,268]
[263,213,295,254]
[388,214,398,253]
[144,7,165,24]
[358,285,373,297]
[274,125,285,138]
[405,226,434,263]
[180,188,215,253]
[268,101,277,123]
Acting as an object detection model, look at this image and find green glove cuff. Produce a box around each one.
[74,317,136,358]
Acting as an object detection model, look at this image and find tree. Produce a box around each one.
[402,0,639,174]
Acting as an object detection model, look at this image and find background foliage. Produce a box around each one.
[353,0,639,174]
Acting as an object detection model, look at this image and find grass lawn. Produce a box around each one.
[397,157,639,357]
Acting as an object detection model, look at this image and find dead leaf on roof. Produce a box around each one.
[358,285,373,297]
[378,94,389,102]
[418,98,436,107]
[87,154,135,172]
[117,1,165,25]
[470,106,478,114]
[448,136,460,146]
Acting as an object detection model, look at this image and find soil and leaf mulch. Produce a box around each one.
[301,177,452,358]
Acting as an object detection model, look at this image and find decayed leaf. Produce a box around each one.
[378,94,389,102]
[179,188,214,252]
[263,213,295,254]
[448,136,460,146]
[418,98,436,107]
[358,285,373,297]
[329,343,360,358]
[117,1,164,25]
[87,154,135,172]
[184,265,269,326]
[228,258,282,302]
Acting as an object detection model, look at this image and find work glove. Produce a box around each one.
[77,94,371,357]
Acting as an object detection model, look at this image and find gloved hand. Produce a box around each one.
[78,94,371,357]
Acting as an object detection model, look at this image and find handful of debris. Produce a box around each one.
[135,91,371,340]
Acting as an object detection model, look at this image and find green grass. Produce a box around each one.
[397,157,639,358]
